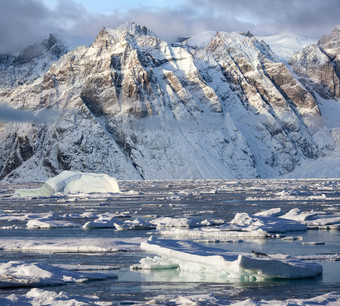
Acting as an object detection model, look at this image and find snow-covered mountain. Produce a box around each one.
[0,34,68,92]
[0,23,337,182]
[289,26,340,100]
[257,32,316,61]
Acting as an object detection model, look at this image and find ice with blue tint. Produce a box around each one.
[13,171,120,197]
[136,237,322,279]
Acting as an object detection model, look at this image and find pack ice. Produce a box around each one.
[0,261,117,288]
[134,237,322,280]
[13,171,120,197]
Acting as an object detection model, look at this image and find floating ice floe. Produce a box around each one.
[0,238,142,253]
[0,261,117,288]
[114,218,156,231]
[280,208,324,222]
[228,213,307,233]
[246,190,328,201]
[83,215,122,229]
[147,291,340,306]
[0,288,111,306]
[27,218,80,229]
[13,171,120,197]
[254,207,283,217]
[134,237,322,280]
[150,217,224,229]
[280,208,340,230]
[159,212,307,240]
[296,254,340,262]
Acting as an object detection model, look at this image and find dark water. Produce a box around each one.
[0,179,339,304]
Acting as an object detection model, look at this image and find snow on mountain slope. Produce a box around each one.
[257,33,316,61]
[0,23,335,182]
[289,27,340,100]
[0,34,68,92]
[283,98,340,178]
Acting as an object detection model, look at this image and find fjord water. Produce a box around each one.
[0,179,339,304]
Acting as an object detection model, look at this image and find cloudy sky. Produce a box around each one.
[1,0,339,52]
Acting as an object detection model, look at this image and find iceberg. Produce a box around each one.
[137,237,322,279]
[13,171,120,197]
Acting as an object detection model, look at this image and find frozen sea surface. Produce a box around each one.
[0,179,340,305]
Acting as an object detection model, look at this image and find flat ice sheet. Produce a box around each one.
[0,238,143,253]
[139,237,322,279]
[0,261,117,288]
[148,291,340,305]
[0,288,111,305]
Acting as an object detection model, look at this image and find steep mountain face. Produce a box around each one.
[289,26,340,100]
[0,23,334,182]
[0,34,68,92]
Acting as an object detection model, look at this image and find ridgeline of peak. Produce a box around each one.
[99,23,157,40]
[0,34,67,91]
[0,24,339,182]
[289,26,340,99]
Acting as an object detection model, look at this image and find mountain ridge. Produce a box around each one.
[0,23,338,182]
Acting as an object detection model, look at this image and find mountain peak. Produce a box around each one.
[102,22,157,40]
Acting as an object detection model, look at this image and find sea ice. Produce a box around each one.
[83,217,120,229]
[150,217,224,229]
[280,208,340,230]
[114,218,156,231]
[158,211,308,240]
[229,213,307,233]
[254,208,282,217]
[0,238,142,253]
[0,288,111,305]
[13,171,120,197]
[280,208,323,222]
[147,291,340,305]
[27,218,80,229]
[137,237,322,279]
[0,261,117,288]
[160,227,269,240]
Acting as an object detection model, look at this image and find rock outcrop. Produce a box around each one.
[0,23,334,182]
[0,34,68,92]
[289,26,340,100]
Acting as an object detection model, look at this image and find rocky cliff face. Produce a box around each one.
[0,23,335,182]
[289,26,340,100]
[0,34,68,92]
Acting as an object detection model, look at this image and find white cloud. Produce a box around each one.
[0,0,338,52]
